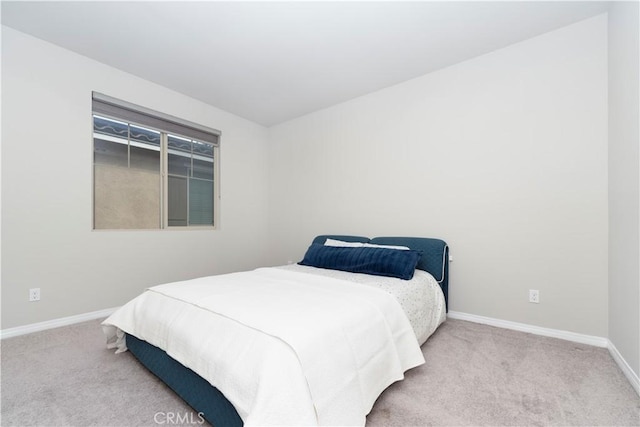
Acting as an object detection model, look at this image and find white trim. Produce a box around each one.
[607,340,640,396]
[447,310,609,347]
[0,307,119,340]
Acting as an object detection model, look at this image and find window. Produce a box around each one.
[92,93,220,230]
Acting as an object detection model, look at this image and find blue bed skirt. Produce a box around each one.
[126,333,243,427]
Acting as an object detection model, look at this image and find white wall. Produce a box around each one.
[1,27,271,329]
[268,15,609,337]
[608,2,640,379]
[2,13,620,344]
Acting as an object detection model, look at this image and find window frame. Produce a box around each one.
[92,92,220,231]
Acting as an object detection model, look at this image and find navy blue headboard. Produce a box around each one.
[312,235,449,310]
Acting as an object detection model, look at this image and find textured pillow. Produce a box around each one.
[299,244,421,280]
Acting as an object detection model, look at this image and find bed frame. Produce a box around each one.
[126,235,449,427]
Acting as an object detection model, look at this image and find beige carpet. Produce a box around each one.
[1,318,638,426]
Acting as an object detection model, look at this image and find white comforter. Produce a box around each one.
[279,264,446,344]
[102,267,426,426]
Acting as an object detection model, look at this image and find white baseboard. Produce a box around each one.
[447,311,609,347]
[3,307,638,397]
[607,340,640,396]
[447,310,639,397]
[0,307,119,340]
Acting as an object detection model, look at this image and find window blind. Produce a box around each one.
[92,92,220,145]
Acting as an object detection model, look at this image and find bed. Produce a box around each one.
[102,235,449,426]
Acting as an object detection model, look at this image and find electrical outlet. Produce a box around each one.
[529,289,539,304]
[29,288,41,302]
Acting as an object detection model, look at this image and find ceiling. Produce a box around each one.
[2,1,610,127]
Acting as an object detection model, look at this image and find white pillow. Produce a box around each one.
[324,238,365,247]
[324,238,411,251]
[363,243,410,250]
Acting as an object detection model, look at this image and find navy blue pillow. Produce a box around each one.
[298,244,421,280]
